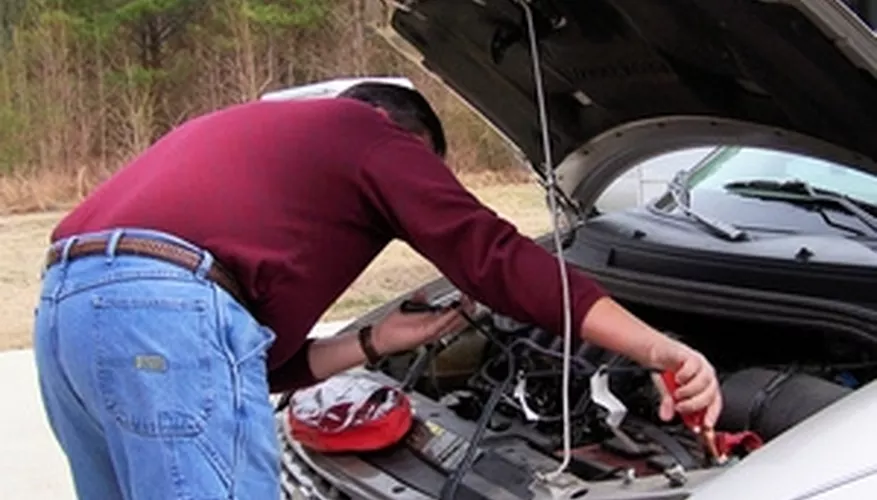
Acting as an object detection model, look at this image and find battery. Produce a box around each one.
[405,417,483,472]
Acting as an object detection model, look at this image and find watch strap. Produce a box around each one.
[358,325,382,365]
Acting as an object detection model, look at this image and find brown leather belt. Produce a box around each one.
[45,236,248,306]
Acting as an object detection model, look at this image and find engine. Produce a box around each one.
[378,309,854,483]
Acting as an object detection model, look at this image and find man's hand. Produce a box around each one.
[372,291,475,356]
[580,296,723,428]
[305,291,475,383]
[648,339,723,428]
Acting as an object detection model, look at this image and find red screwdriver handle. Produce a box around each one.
[661,369,706,431]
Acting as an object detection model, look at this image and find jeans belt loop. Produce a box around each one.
[106,229,125,265]
[195,249,214,280]
[59,237,79,267]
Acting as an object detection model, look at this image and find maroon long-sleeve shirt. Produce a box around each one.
[52,97,607,391]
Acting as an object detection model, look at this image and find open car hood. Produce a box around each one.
[376,0,877,205]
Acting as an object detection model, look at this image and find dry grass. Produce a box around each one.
[0,171,551,351]
[0,164,528,216]
[0,166,116,216]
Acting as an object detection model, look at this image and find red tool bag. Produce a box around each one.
[286,374,414,453]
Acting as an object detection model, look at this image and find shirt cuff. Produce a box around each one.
[267,338,318,393]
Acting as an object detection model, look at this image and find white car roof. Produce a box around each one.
[259,76,415,102]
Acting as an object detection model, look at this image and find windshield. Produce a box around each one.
[649,146,877,239]
[687,147,877,205]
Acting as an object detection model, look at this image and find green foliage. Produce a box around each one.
[0,0,27,47]
[242,0,329,29]
[0,0,515,182]
[61,0,199,24]
[112,0,199,21]
[106,64,166,89]
[0,107,28,173]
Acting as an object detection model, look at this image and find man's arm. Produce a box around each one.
[267,334,366,392]
[307,330,372,380]
[581,296,720,422]
[269,298,473,392]
[356,130,606,339]
[581,296,665,365]
[355,129,720,424]
[301,296,679,381]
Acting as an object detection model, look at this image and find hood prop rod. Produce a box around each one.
[516,0,575,483]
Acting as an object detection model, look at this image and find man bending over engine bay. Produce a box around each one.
[33,81,722,499]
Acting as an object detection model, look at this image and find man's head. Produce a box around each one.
[338,82,447,158]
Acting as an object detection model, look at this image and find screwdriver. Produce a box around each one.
[660,369,726,464]
[399,299,461,314]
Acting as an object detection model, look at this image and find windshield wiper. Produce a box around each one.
[724,179,877,237]
[667,170,748,241]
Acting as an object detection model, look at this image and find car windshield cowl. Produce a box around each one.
[724,178,877,237]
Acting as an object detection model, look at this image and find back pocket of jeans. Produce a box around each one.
[94,295,216,438]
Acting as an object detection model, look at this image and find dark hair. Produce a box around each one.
[338,82,447,158]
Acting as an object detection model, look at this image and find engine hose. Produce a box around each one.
[460,311,600,374]
[527,327,554,347]
[441,354,515,500]
[476,339,578,387]
[634,421,698,469]
[717,367,852,441]
[511,337,598,372]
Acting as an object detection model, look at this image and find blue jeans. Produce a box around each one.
[33,229,280,499]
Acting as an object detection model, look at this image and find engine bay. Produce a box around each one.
[278,294,875,499]
[384,307,853,483]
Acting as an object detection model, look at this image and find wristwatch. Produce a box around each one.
[357,325,382,366]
